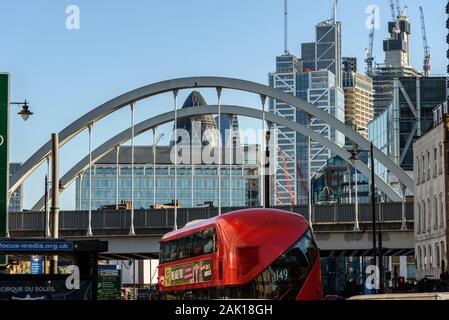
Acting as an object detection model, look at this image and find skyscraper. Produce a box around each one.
[268,8,345,205]
[342,71,374,139]
[301,19,342,88]
[371,13,421,116]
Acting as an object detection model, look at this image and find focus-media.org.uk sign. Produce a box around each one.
[0,241,73,252]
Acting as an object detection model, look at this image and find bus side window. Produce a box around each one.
[185,235,194,259]
[169,240,179,261]
[178,238,188,260]
[203,228,214,254]
[160,243,167,263]
[192,233,203,257]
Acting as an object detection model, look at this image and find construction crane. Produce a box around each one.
[365,6,376,76]
[395,0,402,17]
[419,6,431,77]
[278,148,295,206]
[389,0,396,21]
[284,0,288,54]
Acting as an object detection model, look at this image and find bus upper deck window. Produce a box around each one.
[192,234,203,256]
[169,240,179,261]
[203,228,214,254]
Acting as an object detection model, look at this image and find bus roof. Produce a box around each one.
[160,208,307,243]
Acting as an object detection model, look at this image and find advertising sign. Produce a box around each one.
[30,255,43,274]
[97,265,122,300]
[0,241,73,252]
[0,279,92,300]
[0,73,9,266]
[164,259,212,287]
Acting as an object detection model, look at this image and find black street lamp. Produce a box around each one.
[348,141,383,294]
[11,100,33,121]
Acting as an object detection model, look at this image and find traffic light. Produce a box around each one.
[398,276,405,286]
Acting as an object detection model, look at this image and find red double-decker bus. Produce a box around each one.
[157,208,322,300]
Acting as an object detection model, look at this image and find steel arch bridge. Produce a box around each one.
[9,77,414,209]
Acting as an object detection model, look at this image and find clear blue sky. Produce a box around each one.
[0,0,447,209]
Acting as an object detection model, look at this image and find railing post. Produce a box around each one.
[401,184,407,230]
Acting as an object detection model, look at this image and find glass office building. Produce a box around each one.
[75,146,260,210]
[368,77,447,188]
[75,91,260,210]
[9,163,23,211]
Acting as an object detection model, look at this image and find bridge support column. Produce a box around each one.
[354,167,360,231]
[129,102,136,236]
[87,124,93,237]
[115,145,120,210]
[173,90,178,230]
[307,114,313,229]
[401,183,407,230]
[217,88,222,214]
[45,157,51,238]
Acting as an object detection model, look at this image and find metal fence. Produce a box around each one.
[8,203,414,232]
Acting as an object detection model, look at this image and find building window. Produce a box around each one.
[441,193,445,227]
[417,203,421,234]
[418,246,422,271]
[429,245,433,268]
[439,143,444,175]
[434,147,438,178]
[427,150,431,180]
[416,156,421,185]
[437,243,441,267]
[422,200,426,233]
[442,241,446,268]
[422,154,426,181]
[427,198,431,232]
[434,196,439,230]
[424,246,427,270]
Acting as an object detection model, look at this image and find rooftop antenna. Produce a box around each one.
[284,0,288,54]
[332,0,338,22]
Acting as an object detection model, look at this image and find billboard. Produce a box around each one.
[97,265,122,300]
[164,259,212,287]
[0,73,9,266]
[0,279,92,300]
[30,255,43,274]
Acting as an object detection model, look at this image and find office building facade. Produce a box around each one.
[369,77,447,192]
[413,101,449,280]
[9,163,23,211]
[75,145,260,210]
[342,71,374,139]
[371,13,421,116]
[269,57,345,205]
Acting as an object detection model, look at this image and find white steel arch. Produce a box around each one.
[30,105,403,211]
[10,77,414,198]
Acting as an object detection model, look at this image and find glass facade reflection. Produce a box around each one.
[75,146,260,210]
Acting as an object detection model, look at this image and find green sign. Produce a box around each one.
[97,266,122,300]
[0,73,9,266]
[163,259,212,287]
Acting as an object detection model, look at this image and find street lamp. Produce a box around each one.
[4,100,33,239]
[11,100,33,121]
[348,141,383,293]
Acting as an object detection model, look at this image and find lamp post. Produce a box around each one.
[2,100,34,238]
[0,73,33,268]
[348,142,382,293]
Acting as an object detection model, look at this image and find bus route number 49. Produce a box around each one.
[272,269,289,281]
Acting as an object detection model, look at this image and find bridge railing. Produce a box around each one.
[9,203,414,232]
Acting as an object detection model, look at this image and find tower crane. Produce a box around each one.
[395,0,402,17]
[419,6,431,77]
[389,0,396,21]
[365,6,376,76]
